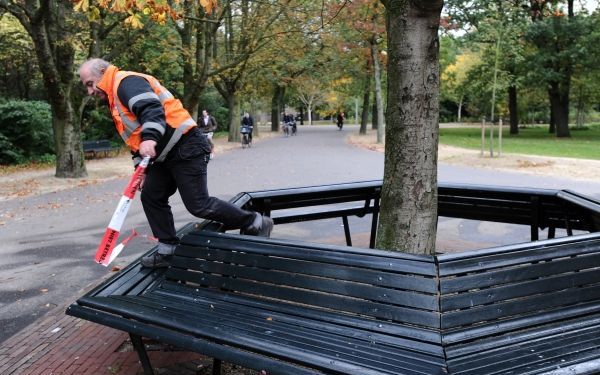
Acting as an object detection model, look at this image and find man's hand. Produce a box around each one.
[139,140,157,158]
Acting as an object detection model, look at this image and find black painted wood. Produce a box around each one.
[66,182,600,375]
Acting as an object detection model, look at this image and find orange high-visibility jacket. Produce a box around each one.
[97,65,196,162]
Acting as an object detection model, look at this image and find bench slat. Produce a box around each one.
[157,280,442,346]
[165,267,440,328]
[181,233,437,275]
[441,268,600,311]
[447,327,600,375]
[168,254,438,310]
[139,291,446,373]
[94,266,162,297]
[83,295,445,375]
[175,244,438,293]
[445,313,600,358]
[440,252,600,294]
[438,238,600,276]
[442,284,600,329]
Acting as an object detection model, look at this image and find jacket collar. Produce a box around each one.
[96,64,119,106]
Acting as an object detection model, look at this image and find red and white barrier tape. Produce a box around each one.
[94,156,150,266]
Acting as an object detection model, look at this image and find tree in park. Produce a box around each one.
[212,0,290,142]
[0,0,88,177]
[294,76,325,126]
[377,0,444,254]
[444,0,529,134]
[441,50,481,123]
[525,0,586,137]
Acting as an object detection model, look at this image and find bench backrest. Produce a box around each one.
[437,234,600,359]
[83,140,112,151]
[166,231,441,332]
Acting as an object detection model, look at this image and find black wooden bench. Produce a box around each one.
[67,181,600,374]
[83,139,118,158]
[69,231,443,374]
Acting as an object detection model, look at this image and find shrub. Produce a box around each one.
[0,100,54,164]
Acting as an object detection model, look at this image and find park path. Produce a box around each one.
[1,124,599,345]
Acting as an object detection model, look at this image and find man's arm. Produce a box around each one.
[117,76,166,150]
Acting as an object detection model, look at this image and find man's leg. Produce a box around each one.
[140,163,179,268]
[173,155,266,231]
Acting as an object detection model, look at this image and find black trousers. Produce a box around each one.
[141,128,255,244]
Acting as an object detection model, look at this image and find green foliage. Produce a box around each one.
[0,100,54,164]
[0,14,44,100]
[80,97,119,142]
[213,107,230,132]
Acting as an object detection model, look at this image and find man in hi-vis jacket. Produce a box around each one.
[79,58,273,268]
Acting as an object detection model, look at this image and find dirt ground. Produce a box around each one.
[1,129,598,204]
[0,131,276,203]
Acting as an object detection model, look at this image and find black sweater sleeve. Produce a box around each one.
[117,76,166,143]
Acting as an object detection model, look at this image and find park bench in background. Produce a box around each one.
[67,181,600,374]
[83,139,118,159]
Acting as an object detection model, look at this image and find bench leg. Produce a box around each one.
[213,358,222,375]
[342,216,352,247]
[129,334,155,375]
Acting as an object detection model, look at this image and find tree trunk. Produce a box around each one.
[508,85,519,135]
[548,82,570,137]
[271,85,285,132]
[24,0,86,178]
[371,98,378,130]
[457,97,463,123]
[360,77,371,135]
[227,92,240,142]
[377,0,443,255]
[549,104,555,134]
[371,40,385,144]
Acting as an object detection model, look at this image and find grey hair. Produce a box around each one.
[79,58,110,78]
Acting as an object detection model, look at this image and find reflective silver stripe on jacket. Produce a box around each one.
[142,121,166,135]
[116,104,140,139]
[128,92,160,110]
[155,119,196,162]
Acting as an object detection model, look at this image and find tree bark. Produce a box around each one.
[548,82,570,137]
[377,0,443,255]
[360,73,371,135]
[371,98,378,130]
[226,92,240,142]
[11,0,87,178]
[371,40,384,144]
[271,85,285,132]
[508,85,519,134]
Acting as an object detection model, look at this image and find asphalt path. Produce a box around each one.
[1,124,599,344]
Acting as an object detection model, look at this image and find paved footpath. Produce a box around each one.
[1,125,599,374]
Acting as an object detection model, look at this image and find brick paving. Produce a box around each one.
[0,303,221,374]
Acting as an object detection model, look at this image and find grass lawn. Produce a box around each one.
[439,124,600,160]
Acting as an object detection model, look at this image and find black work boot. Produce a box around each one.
[140,243,176,268]
[241,213,274,238]
[140,252,172,268]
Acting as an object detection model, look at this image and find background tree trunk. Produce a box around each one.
[360,73,371,135]
[377,0,443,255]
[271,85,285,131]
[509,85,519,134]
[13,0,87,178]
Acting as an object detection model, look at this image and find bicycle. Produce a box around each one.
[283,122,290,137]
[240,125,252,148]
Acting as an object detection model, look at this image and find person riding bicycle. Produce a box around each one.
[282,112,296,135]
[241,112,254,142]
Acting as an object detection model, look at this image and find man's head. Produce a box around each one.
[202,110,208,117]
[79,58,110,101]
[244,112,249,118]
